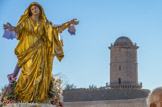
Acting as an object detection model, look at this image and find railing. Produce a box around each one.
[110,42,138,47]
[106,82,142,89]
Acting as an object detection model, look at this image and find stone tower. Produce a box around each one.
[108,36,142,89]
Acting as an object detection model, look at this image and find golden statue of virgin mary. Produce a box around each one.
[3,2,79,103]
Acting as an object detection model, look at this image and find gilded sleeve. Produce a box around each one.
[13,21,25,34]
[54,22,70,33]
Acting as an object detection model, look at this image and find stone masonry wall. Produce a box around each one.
[64,98,148,107]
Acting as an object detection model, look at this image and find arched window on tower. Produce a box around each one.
[119,66,121,70]
[119,78,121,84]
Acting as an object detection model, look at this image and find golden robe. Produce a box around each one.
[13,2,69,103]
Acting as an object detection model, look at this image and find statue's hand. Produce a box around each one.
[3,22,14,31]
[69,19,79,25]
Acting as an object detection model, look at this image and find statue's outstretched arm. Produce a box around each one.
[53,19,79,34]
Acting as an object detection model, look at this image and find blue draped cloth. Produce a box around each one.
[3,29,17,40]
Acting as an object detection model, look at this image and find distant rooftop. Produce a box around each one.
[63,88,150,102]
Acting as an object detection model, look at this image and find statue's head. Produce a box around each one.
[148,86,162,107]
[28,2,42,17]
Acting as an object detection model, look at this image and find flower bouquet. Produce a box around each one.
[48,75,64,107]
[1,74,17,105]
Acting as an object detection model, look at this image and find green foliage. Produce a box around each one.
[64,84,77,90]
[7,82,17,101]
[88,84,97,89]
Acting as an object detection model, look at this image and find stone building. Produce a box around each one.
[108,36,142,89]
[63,36,150,107]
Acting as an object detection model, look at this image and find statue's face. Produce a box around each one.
[30,5,40,16]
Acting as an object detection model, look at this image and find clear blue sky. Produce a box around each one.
[0,0,162,91]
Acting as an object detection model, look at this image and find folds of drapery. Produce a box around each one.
[45,20,70,61]
[14,17,70,102]
[15,38,51,102]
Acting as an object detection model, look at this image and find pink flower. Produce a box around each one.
[7,73,14,77]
